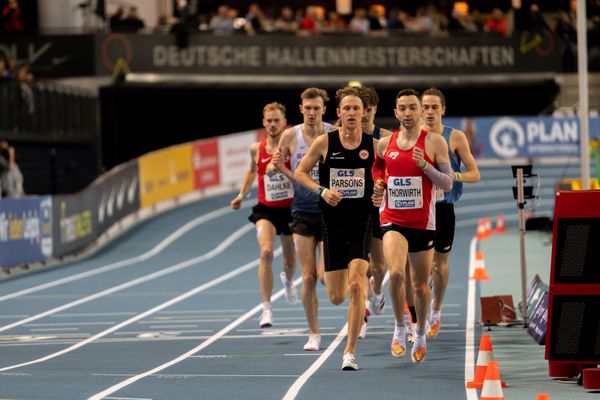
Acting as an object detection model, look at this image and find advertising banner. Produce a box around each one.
[527,291,548,345]
[52,192,97,258]
[0,197,53,268]
[444,116,600,160]
[0,35,96,78]
[95,33,561,76]
[138,144,194,208]
[94,160,140,233]
[192,139,220,189]
[218,130,256,186]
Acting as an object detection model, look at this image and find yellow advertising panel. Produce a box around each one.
[138,144,194,207]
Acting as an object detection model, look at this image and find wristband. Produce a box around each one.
[236,193,244,201]
[320,188,329,199]
[420,161,429,171]
[455,171,462,182]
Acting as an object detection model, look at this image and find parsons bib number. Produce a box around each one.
[264,173,293,201]
[387,176,423,209]
[330,168,365,198]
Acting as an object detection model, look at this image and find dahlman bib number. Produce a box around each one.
[264,173,293,201]
[330,168,365,198]
[387,176,423,209]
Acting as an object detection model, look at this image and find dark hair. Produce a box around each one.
[335,86,368,107]
[357,86,379,107]
[396,88,420,100]
[421,87,446,108]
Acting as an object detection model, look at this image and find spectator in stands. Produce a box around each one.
[299,6,319,33]
[348,8,370,34]
[1,0,23,33]
[273,6,298,33]
[121,6,145,32]
[0,139,24,198]
[484,8,508,37]
[368,5,386,31]
[174,0,191,22]
[527,3,550,33]
[244,3,264,35]
[325,11,346,32]
[555,11,577,72]
[109,6,125,31]
[403,6,439,36]
[447,9,478,35]
[386,8,406,32]
[210,5,234,35]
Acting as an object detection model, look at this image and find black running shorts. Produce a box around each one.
[289,211,322,241]
[248,203,292,236]
[381,223,435,253]
[434,202,455,253]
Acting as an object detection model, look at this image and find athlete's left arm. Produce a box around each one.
[452,129,480,183]
[416,134,453,192]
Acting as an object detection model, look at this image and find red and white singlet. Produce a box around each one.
[257,141,293,208]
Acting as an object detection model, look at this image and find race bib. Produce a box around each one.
[264,173,294,201]
[436,186,445,202]
[309,165,319,182]
[387,176,423,209]
[330,168,365,198]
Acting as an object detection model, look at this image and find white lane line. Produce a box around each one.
[0,226,257,372]
[0,315,29,319]
[0,204,241,304]
[87,276,303,400]
[95,373,297,379]
[113,330,214,335]
[0,224,253,335]
[158,309,245,315]
[148,325,198,329]
[104,397,153,400]
[282,271,390,399]
[138,319,230,324]
[282,325,348,400]
[465,237,478,400]
[284,353,322,357]
[30,328,79,332]
[25,322,116,327]
[52,313,137,318]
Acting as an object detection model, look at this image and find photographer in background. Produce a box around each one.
[0,139,24,198]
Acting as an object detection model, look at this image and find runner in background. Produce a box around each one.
[420,87,480,338]
[230,102,297,329]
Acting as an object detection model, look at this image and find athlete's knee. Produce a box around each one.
[389,269,405,286]
[302,272,317,289]
[413,281,430,297]
[329,291,345,305]
[260,247,274,263]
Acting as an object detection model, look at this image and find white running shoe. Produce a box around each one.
[390,325,407,358]
[428,306,442,338]
[259,308,273,328]
[367,277,385,315]
[303,333,321,351]
[359,318,368,339]
[342,353,358,371]
[407,322,416,343]
[280,272,298,304]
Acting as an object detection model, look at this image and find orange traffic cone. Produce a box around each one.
[470,249,490,280]
[536,394,550,400]
[476,219,486,240]
[467,334,506,389]
[484,216,493,238]
[495,214,506,233]
[480,361,505,400]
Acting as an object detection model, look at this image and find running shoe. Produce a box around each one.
[390,325,407,358]
[428,307,442,338]
[367,277,386,315]
[407,322,416,344]
[341,353,358,371]
[303,333,321,351]
[280,272,298,304]
[359,316,368,339]
[411,333,427,363]
[259,308,273,328]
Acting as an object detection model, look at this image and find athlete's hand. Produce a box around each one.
[372,180,384,207]
[272,149,283,170]
[230,197,242,210]
[323,188,343,207]
[412,147,426,169]
[265,162,277,176]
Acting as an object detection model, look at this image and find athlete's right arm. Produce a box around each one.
[371,136,390,207]
[272,128,295,181]
[294,135,342,207]
[230,143,258,210]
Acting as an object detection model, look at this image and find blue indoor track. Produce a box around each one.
[0,162,595,400]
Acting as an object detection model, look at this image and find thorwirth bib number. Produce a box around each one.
[387,176,424,209]
[329,168,365,198]
[264,173,294,201]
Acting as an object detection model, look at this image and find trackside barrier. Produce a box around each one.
[0,128,264,274]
